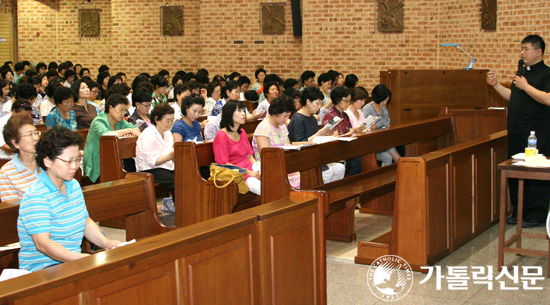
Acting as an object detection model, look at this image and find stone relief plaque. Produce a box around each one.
[162,6,184,36]
[260,3,285,35]
[481,0,497,30]
[79,9,100,37]
[377,0,404,32]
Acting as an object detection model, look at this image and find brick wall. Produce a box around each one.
[0,0,16,15]
[12,0,550,90]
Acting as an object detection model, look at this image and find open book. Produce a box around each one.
[361,115,380,130]
[323,115,344,130]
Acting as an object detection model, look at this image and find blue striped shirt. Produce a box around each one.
[17,171,89,272]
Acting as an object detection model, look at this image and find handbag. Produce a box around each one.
[208,163,250,194]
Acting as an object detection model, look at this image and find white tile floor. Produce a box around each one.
[101,209,550,305]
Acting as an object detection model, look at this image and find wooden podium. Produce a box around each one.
[380,69,492,126]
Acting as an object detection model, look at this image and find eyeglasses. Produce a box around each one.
[341,98,351,103]
[521,47,539,52]
[139,103,152,108]
[21,131,41,137]
[55,156,82,166]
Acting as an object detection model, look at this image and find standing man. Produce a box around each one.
[487,34,550,228]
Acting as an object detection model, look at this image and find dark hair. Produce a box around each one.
[46,69,59,78]
[244,90,259,102]
[300,87,324,107]
[221,80,239,99]
[184,72,196,83]
[182,94,205,114]
[138,72,151,80]
[371,84,392,104]
[174,84,191,98]
[255,68,266,80]
[14,83,37,100]
[283,87,301,100]
[300,70,315,83]
[132,87,153,107]
[115,72,126,79]
[71,79,89,99]
[57,62,68,73]
[79,68,90,78]
[283,78,298,89]
[4,61,12,66]
[64,69,76,79]
[45,78,64,97]
[206,82,221,98]
[36,126,83,170]
[175,70,186,78]
[14,63,24,73]
[158,69,170,78]
[131,75,150,92]
[105,94,129,113]
[36,62,47,72]
[64,61,73,69]
[0,79,8,98]
[327,70,339,84]
[330,86,350,105]
[238,76,251,87]
[196,74,209,85]
[220,100,246,133]
[522,34,546,54]
[29,76,42,86]
[86,80,100,92]
[263,82,279,99]
[187,81,200,91]
[3,113,33,153]
[53,87,75,106]
[196,68,209,77]
[151,74,169,89]
[351,86,369,102]
[317,73,331,86]
[1,69,13,80]
[344,74,359,89]
[98,64,110,73]
[74,64,82,71]
[104,83,131,101]
[268,95,295,116]
[213,75,224,83]
[150,102,174,126]
[11,98,33,112]
[47,62,58,71]
[228,72,241,81]
[264,74,282,86]
[97,72,110,86]
[171,75,184,87]
[107,74,122,89]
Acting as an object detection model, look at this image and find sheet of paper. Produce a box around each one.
[0,269,30,282]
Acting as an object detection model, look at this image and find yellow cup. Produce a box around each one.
[525,147,538,157]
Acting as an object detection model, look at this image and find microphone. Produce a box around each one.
[516,59,525,76]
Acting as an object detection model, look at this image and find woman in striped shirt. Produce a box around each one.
[0,113,40,201]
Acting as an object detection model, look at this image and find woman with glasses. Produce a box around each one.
[83,94,140,183]
[17,126,121,272]
[45,87,77,130]
[0,113,40,201]
[127,87,152,132]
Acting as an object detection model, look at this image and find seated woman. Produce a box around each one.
[322,86,364,176]
[135,103,175,204]
[127,87,152,132]
[213,100,261,196]
[172,94,205,143]
[288,87,346,183]
[251,95,300,189]
[71,79,99,130]
[171,84,191,120]
[345,86,369,128]
[83,94,140,183]
[204,82,221,115]
[45,87,77,130]
[0,114,40,201]
[40,77,63,117]
[151,75,169,108]
[0,99,33,160]
[362,84,400,167]
[17,126,120,272]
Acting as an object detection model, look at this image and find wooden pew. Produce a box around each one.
[174,141,260,228]
[0,190,327,305]
[0,172,173,272]
[261,116,457,242]
[355,130,508,271]
[439,107,507,143]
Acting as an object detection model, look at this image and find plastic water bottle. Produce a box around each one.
[528,131,537,149]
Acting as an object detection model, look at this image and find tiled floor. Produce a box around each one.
[326,211,550,304]
[101,209,550,305]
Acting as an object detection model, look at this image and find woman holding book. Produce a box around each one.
[362,84,400,166]
[345,87,369,128]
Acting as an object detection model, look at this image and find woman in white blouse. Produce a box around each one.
[135,103,176,202]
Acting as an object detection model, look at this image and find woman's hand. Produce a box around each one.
[248,170,261,180]
[103,239,121,250]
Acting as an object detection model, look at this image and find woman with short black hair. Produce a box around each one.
[151,75,169,108]
[45,87,77,130]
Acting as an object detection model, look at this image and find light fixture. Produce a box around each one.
[441,43,477,70]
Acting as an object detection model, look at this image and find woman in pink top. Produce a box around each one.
[213,100,261,195]
[345,87,369,128]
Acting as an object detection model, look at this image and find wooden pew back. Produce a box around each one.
[439,107,507,143]
[99,135,137,183]
[0,191,327,305]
